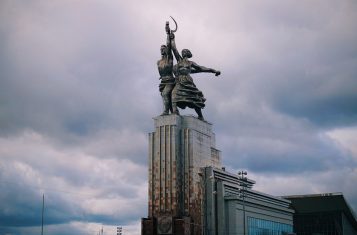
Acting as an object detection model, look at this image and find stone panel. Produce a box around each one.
[145,115,221,235]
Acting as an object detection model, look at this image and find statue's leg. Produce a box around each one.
[167,84,174,113]
[172,102,180,115]
[161,85,171,115]
[171,85,180,115]
[195,108,204,120]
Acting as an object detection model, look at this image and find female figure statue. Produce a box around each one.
[157,23,176,115]
[169,33,221,120]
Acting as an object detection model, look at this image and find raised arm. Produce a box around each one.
[166,33,173,60]
[170,33,182,62]
[165,23,173,60]
[191,61,221,76]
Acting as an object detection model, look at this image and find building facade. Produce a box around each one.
[203,166,294,235]
[284,193,357,235]
[142,115,294,235]
[143,115,221,235]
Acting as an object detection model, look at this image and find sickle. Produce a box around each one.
[170,16,178,33]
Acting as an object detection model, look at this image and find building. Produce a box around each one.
[142,115,221,235]
[203,166,294,235]
[284,193,357,235]
[142,115,294,235]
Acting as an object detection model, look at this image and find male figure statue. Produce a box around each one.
[157,22,176,115]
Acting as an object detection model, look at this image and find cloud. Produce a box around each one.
[327,127,357,157]
[214,103,357,173]
[251,167,357,216]
[0,130,147,230]
[0,0,357,234]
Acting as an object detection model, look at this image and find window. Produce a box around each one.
[248,217,293,235]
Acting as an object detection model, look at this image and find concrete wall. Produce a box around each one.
[147,115,221,235]
[204,167,294,235]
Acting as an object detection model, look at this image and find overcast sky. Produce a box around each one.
[1,0,357,234]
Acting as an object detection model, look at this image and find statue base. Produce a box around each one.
[143,114,221,235]
[141,216,192,235]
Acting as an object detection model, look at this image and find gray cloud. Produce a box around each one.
[1,0,357,234]
[0,131,146,232]
[214,104,357,174]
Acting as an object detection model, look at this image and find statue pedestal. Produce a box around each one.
[142,115,221,235]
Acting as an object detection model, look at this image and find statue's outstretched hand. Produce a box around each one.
[215,71,221,76]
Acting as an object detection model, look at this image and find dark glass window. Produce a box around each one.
[293,212,342,235]
[248,217,293,235]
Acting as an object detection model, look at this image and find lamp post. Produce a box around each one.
[238,171,248,235]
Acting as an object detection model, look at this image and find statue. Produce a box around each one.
[157,21,176,115]
[159,17,221,120]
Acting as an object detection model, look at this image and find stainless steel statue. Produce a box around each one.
[158,17,220,120]
[157,21,176,115]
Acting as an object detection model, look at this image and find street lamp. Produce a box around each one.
[238,171,248,235]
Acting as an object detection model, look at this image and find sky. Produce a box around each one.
[0,0,357,234]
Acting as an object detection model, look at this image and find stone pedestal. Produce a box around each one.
[142,115,221,235]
